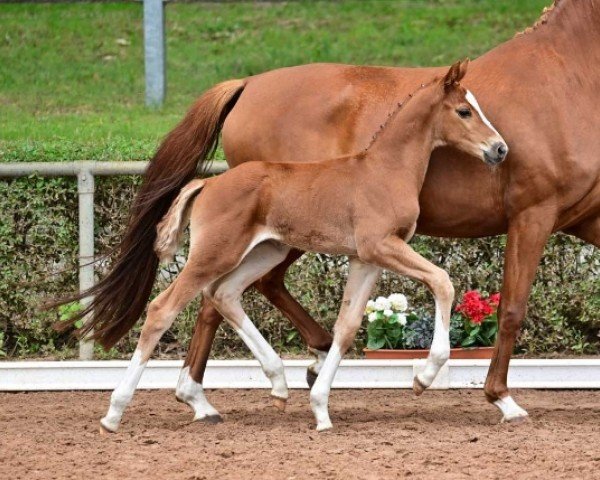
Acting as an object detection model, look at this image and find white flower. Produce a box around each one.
[374,296,392,311]
[388,293,408,312]
[397,313,407,326]
[365,299,376,314]
[383,309,393,317]
[367,312,378,323]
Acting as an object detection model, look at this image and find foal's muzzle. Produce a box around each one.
[483,141,508,165]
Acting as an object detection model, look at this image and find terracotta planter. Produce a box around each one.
[363,346,494,360]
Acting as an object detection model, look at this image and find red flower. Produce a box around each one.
[488,293,501,306]
[455,290,495,324]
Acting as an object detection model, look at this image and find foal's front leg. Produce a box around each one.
[310,259,381,431]
[358,234,454,393]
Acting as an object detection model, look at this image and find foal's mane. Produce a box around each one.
[364,79,437,152]
[515,0,564,37]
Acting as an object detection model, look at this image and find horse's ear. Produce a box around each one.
[442,58,469,91]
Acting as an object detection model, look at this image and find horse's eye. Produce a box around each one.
[457,108,472,119]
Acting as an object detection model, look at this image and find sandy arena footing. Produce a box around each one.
[1,389,599,479]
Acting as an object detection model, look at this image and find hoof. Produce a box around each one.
[316,421,333,432]
[412,376,427,396]
[195,414,223,425]
[272,396,287,412]
[99,418,118,434]
[306,369,318,388]
[500,413,530,425]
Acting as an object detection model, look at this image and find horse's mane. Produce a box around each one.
[515,0,564,37]
[364,79,438,152]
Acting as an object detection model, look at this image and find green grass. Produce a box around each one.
[0,0,549,162]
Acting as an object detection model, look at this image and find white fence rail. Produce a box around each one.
[1,359,600,391]
[0,160,227,359]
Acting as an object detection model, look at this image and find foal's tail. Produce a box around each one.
[155,179,207,264]
[53,79,246,349]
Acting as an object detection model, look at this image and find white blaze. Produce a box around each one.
[465,90,501,136]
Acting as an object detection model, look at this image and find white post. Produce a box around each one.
[144,0,166,107]
[77,171,95,360]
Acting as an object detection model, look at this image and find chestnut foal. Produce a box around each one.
[100,60,507,432]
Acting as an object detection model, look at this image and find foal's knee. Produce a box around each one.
[431,269,454,304]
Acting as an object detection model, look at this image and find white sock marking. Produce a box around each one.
[494,395,529,422]
[310,343,342,432]
[175,366,220,420]
[101,349,146,432]
[417,300,450,388]
[233,316,288,399]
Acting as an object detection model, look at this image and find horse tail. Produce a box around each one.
[154,179,207,264]
[53,79,246,349]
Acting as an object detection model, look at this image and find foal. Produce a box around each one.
[101,60,507,432]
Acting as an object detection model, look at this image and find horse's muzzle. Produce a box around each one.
[484,141,508,165]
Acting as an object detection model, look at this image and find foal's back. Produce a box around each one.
[195,155,368,255]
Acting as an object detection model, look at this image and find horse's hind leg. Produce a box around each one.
[205,242,292,409]
[253,248,333,386]
[100,263,213,433]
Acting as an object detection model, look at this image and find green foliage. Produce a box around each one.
[0,332,7,357]
[0,174,598,359]
[459,313,498,347]
[367,313,407,350]
[403,313,434,350]
[58,302,83,329]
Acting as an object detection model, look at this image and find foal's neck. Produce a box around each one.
[361,88,439,184]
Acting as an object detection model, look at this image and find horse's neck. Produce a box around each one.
[527,0,600,62]
[362,103,436,185]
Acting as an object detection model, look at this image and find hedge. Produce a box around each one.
[0,175,598,358]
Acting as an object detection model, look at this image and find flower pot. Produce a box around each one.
[363,346,494,360]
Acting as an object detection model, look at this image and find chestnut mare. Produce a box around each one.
[97,62,506,432]
[60,0,599,425]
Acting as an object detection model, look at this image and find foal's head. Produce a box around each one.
[434,59,508,165]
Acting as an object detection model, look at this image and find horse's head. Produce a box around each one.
[435,59,508,166]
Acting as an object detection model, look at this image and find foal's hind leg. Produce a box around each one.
[100,264,214,433]
[358,235,454,394]
[253,248,333,386]
[177,242,292,421]
[205,242,293,409]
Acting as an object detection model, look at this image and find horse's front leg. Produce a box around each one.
[484,208,554,423]
[357,234,455,393]
[310,259,381,431]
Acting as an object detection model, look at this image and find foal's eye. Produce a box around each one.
[457,108,472,119]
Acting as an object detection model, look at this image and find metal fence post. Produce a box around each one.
[144,0,166,107]
[77,171,95,360]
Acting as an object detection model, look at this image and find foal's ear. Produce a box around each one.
[442,58,470,91]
